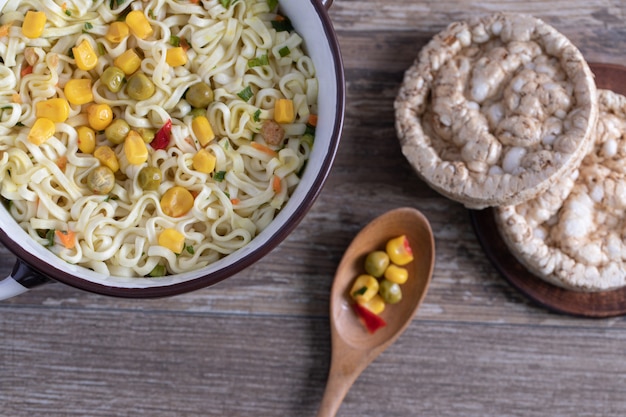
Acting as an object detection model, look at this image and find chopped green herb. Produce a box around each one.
[220,0,231,7]
[110,0,125,8]
[352,286,368,297]
[304,124,316,136]
[148,264,166,277]
[247,54,269,68]
[253,109,261,122]
[224,191,230,198]
[65,10,72,16]
[267,0,278,10]
[214,171,226,181]
[186,245,195,255]
[148,9,156,19]
[170,35,180,47]
[45,229,55,247]
[1,105,11,110]
[84,22,93,30]
[271,16,293,32]
[97,42,106,56]
[237,86,254,102]
[16,121,24,127]
[278,46,290,57]
[301,133,314,147]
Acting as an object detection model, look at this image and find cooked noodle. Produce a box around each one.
[0,0,317,276]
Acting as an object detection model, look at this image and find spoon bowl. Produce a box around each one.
[317,207,435,417]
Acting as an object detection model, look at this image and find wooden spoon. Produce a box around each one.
[317,207,435,417]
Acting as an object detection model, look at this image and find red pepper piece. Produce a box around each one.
[151,119,172,150]
[403,236,413,256]
[352,303,386,334]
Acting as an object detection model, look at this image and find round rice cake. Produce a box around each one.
[496,89,626,292]
[395,13,597,209]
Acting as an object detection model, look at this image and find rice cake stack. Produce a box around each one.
[395,12,626,292]
[495,90,626,291]
[395,13,597,209]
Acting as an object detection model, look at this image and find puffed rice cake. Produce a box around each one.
[395,13,597,209]
[495,89,626,292]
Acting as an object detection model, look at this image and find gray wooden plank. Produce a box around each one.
[4,309,626,416]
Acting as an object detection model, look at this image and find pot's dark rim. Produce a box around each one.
[0,1,345,298]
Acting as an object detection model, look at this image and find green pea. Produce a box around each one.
[137,166,162,191]
[127,72,155,101]
[186,82,213,108]
[189,108,206,119]
[137,127,156,144]
[364,250,390,278]
[100,66,125,93]
[105,119,130,145]
[379,279,402,304]
[87,166,115,195]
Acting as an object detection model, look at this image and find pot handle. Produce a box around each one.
[0,259,53,300]
[320,0,333,10]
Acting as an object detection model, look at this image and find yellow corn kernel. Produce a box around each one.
[192,149,216,174]
[64,78,93,105]
[22,11,46,39]
[87,103,113,131]
[72,39,98,71]
[160,186,194,218]
[76,126,96,154]
[94,145,119,172]
[386,235,414,266]
[126,10,153,40]
[35,98,70,123]
[28,118,55,145]
[124,130,148,165]
[350,274,379,304]
[384,264,408,284]
[274,98,294,124]
[158,228,185,254]
[113,49,141,75]
[166,47,187,67]
[105,21,129,43]
[359,294,386,315]
[191,116,215,146]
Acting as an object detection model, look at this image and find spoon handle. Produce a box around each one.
[316,361,360,417]
[317,336,376,417]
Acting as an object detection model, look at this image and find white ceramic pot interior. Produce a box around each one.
[0,0,343,291]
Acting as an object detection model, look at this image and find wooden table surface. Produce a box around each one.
[4,1,626,416]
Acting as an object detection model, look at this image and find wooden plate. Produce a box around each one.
[469,63,626,318]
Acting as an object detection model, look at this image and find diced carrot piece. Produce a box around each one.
[56,156,67,171]
[272,175,281,193]
[55,229,76,249]
[0,22,13,38]
[21,65,33,77]
[180,38,190,51]
[251,142,278,157]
